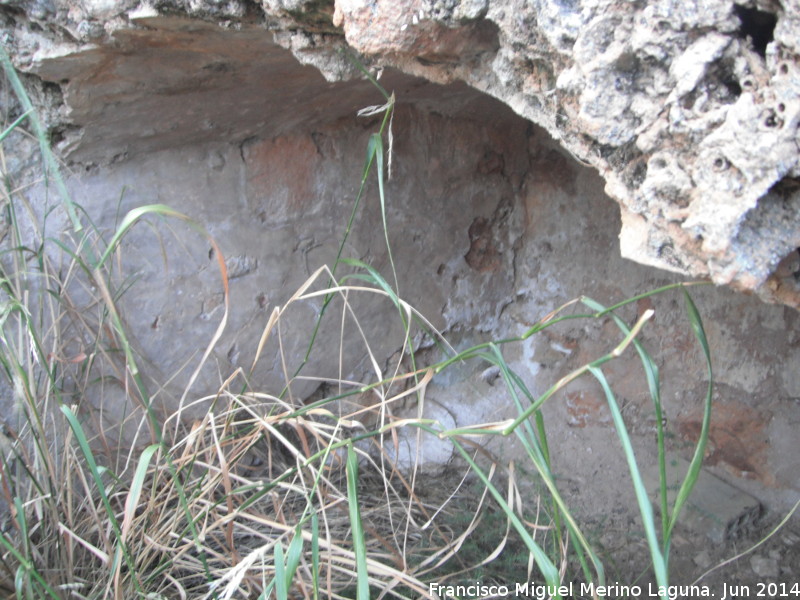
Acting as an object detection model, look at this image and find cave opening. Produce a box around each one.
[2,11,799,592]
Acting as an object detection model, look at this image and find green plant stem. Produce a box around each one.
[0,45,82,232]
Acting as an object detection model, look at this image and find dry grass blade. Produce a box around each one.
[0,54,722,598]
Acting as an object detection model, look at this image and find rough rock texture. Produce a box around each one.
[0,0,799,520]
[329,0,800,308]
[3,0,798,306]
[11,82,798,503]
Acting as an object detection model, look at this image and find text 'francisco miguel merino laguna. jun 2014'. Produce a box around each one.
[424,580,788,600]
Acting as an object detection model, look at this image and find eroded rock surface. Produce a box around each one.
[331,0,800,308]
[1,0,799,528]
[2,0,799,306]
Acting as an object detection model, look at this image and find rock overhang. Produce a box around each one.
[18,13,513,162]
[2,0,800,309]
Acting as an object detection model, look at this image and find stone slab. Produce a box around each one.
[644,453,762,544]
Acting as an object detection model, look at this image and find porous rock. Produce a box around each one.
[332,0,800,307]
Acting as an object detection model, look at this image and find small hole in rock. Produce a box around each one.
[734,5,778,58]
[764,112,781,128]
[629,161,647,188]
[713,156,729,171]
[50,128,65,145]
[775,248,800,283]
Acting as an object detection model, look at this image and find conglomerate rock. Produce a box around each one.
[329,0,800,307]
[1,0,800,308]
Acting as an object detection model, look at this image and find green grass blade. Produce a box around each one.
[581,296,670,538]
[371,128,400,297]
[0,108,32,143]
[591,282,711,317]
[96,204,202,269]
[588,366,667,586]
[486,346,604,584]
[503,318,640,435]
[258,579,276,600]
[0,533,59,600]
[312,513,320,600]
[290,79,394,384]
[666,290,713,538]
[345,50,392,102]
[13,498,27,553]
[447,434,562,592]
[346,444,370,600]
[14,564,24,599]
[122,444,159,543]
[270,528,305,600]
[12,498,31,597]
[340,259,401,308]
[60,405,118,525]
[0,45,82,233]
[431,398,564,590]
[285,529,304,585]
[274,541,287,600]
[60,405,143,592]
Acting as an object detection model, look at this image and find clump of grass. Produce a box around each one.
[0,54,501,596]
[0,44,724,600]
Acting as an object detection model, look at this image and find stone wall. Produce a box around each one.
[4,0,800,307]
[0,1,798,515]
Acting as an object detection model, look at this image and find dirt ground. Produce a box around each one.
[402,314,800,599]
[577,511,800,598]
[420,461,800,599]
